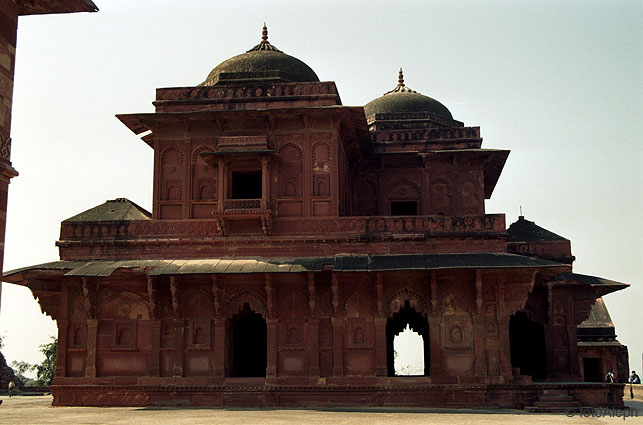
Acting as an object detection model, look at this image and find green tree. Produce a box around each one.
[35,337,57,386]
[11,360,35,385]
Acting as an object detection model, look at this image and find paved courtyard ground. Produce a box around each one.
[0,395,641,424]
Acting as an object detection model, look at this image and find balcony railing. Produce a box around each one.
[224,199,261,210]
[59,214,506,241]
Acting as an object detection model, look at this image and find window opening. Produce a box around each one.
[231,171,262,199]
[391,201,417,216]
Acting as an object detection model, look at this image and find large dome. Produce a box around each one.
[202,25,319,86]
[364,69,453,121]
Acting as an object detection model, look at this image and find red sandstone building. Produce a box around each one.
[3,27,629,408]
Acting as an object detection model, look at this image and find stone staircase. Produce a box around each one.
[525,388,582,413]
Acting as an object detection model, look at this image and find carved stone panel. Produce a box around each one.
[161,147,184,201]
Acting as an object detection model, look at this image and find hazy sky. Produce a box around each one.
[1,1,641,376]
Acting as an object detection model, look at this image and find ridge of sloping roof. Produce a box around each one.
[63,198,151,222]
[507,216,567,242]
[578,297,614,329]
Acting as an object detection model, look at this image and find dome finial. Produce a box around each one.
[262,22,268,43]
[398,67,404,86]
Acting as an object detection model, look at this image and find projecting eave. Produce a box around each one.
[18,0,98,15]
[552,272,629,297]
[419,148,509,198]
[116,106,372,156]
[4,253,568,284]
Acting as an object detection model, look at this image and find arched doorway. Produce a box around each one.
[509,311,547,380]
[386,300,430,376]
[228,302,267,377]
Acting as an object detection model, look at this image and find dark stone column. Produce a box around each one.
[428,315,442,376]
[308,320,320,377]
[55,319,68,379]
[473,314,487,376]
[213,318,226,377]
[85,319,98,377]
[497,316,512,377]
[172,318,185,377]
[266,318,278,378]
[149,320,161,377]
[374,317,387,376]
[331,273,343,377]
[331,317,344,377]
[307,273,320,377]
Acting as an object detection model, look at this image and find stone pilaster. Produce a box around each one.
[85,319,98,377]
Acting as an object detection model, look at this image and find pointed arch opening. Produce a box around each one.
[509,311,547,380]
[227,302,267,377]
[386,300,430,376]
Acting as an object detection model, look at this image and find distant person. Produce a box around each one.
[7,380,15,397]
[605,369,615,383]
[630,371,640,399]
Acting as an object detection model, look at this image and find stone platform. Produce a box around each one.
[50,381,624,409]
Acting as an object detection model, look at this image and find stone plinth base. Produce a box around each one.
[50,381,624,409]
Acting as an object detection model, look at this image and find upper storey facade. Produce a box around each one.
[59,27,510,259]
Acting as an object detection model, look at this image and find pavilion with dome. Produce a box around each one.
[3,26,629,408]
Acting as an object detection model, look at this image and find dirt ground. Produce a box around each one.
[0,395,642,424]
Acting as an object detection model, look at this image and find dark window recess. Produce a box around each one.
[231,171,262,199]
[583,358,602,382]
[391,201,417,216]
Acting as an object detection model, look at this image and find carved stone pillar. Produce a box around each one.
[211,276,225,377]
[496,279,512,377]
[373,272,387,376]
[265,274,277,378]
[266,319,278,378]
[428,315,442,376]
[213,318,226,377]
[308,273,320,376]
[85,319,98,378]
[497,316,512,377]
[172,318,185,377]
[331,273,343,377]
[261,156,269,209]
[82,277,98,378]
[473,270,487,376]
[331,317,344,377]
[473,314,487,376]
[149,320,161,377]
[147,276,161,376]
[55,319,68,379]
[170,276,184,377]
[374,317,387,376]
[217,157,225,211]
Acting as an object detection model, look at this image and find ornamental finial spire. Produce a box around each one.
[262,22,268,43]
[398,67,404,86]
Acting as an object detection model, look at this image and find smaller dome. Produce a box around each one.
[364,69,453,121]
[202,25,319,86]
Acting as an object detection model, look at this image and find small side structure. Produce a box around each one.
[577,297,629,383]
